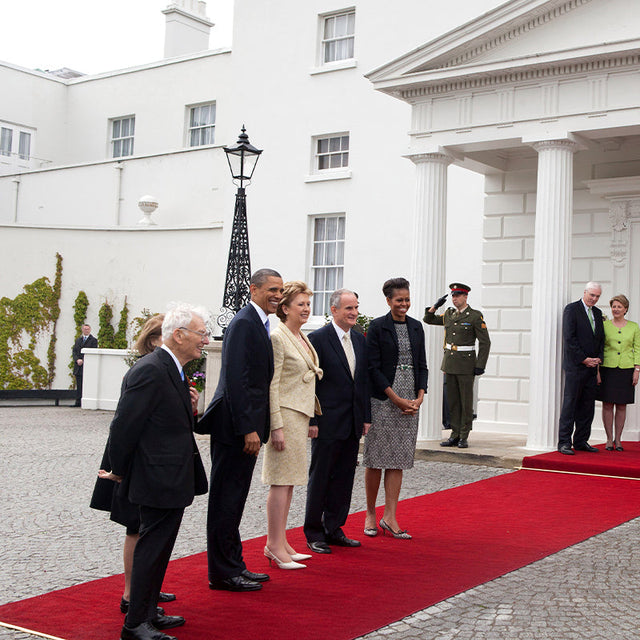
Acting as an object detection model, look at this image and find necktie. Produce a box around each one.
[180,369,185,381]
[342,332,356,378]
[588,307,595,333]
[82,336,87,344]
[264,318,271,336]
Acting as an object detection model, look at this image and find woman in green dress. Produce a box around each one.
[597,294,640,451]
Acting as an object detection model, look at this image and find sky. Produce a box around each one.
[1,0,234,75]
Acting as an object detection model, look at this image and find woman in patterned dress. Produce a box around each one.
[363,278,428,539]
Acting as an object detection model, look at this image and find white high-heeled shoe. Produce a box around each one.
[264,546,306,569]
[289,552,312,562]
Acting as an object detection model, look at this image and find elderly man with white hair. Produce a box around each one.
[107,303,210,640]
[558,282,605,455]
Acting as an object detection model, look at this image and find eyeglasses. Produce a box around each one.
[179,327,210,340]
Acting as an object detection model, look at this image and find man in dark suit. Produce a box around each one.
[198,268,283,592]
[304,288,371,553]
[108,304,210,640]
[558,282,605,455]
[72,323,98,406]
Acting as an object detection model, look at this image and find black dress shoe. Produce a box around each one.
[558,445,575,455]
[157,592,176,603]
[457,439,468,448]
[120,621,177,640]
[241,569,270,582]
[574,443,598,452]
[328,535,361,547]
[151,614,185,630]
[209,575,262,592]
[440,437,459,447]
[120,598,164,616]
[307,541,332,554]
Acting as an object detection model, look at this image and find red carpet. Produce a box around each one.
[522,441,640,478]
[3,470,640,640]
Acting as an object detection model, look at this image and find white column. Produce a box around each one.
[527,139,578,450]
[409,153,451,441]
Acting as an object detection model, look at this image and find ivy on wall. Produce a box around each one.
[0,253,63,390]
[98,302,116,348]
[46,254,63,386]
[69,291,89,385]
[114,297,129,349]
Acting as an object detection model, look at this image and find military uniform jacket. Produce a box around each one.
[424,305,491,375]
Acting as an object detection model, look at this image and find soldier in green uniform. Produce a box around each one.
[424,283,491,448]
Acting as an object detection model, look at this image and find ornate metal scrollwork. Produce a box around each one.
[217,188,252,331]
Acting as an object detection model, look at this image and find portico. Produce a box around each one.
[369,0,640,448]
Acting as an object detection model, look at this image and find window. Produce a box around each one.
[322,10,355,64]
[315,134,349,171]
[0,122,37,173]
[18,132,31,160]
[310,215,345,316]
[188,103,216,147]
[111,116,135,158]
[0,127,12,156]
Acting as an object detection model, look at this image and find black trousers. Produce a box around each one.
[304,435,359,543]
[125,505,184,627]
[558,367,598,448]
[207,440,256,580]
[74,373,83,406]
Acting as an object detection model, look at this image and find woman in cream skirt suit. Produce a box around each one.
[262,281,322,569]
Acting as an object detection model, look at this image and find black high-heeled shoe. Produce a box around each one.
[605,444,614,451]
[615,442,624,451]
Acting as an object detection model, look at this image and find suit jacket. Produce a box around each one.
[197,304,273,444]
[108,347,208,510]
[367,313,428,401]
[269,323,322,431]
[562,300,604,372]
[308,323,371,441]
[72,334,98,374]
[424,305,491,375]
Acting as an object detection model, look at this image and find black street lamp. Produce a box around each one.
[217,125,263,331]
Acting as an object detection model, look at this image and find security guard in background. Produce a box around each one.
[424,283,491,448]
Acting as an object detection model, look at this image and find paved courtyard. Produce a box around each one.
[0,406,638,639]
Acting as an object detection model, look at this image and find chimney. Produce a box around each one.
[162,1,214,58]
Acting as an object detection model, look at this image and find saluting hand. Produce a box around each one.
[432,294,448,310]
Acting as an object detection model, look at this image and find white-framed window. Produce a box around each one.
[0,121,37,174]
[0,127,12,157]
[315,133,349,171]
[322,10,355,64]
[188,103,216,147]
[18,132,31,160]
[111,116,135,158]
[310,215,345,316]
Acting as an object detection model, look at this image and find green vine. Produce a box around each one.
[0,255,63,390]
[46,253,63,387]
[114,297,129,349]
[73,291,89,338]
[69,291,89,384]
[98,302,115,349]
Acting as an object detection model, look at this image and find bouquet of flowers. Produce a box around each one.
[189,370,206,393]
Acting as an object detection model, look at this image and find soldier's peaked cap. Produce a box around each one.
[449,283,471,294]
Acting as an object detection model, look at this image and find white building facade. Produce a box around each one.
[2,0,639,448]
[370,0,640,447]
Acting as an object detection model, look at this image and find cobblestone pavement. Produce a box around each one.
[0,406,638,640]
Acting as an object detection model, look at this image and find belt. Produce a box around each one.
[396,364,414,370]
[445,343,474,352]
